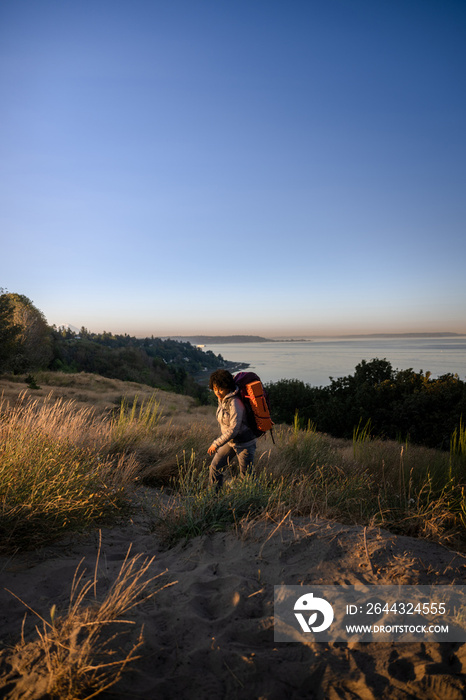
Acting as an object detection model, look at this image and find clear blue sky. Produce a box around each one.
[1,0,465,337]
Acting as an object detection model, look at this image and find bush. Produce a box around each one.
[266,359,466,450]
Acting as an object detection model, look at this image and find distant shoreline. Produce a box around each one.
[326,332,464,339]
[171,332,464,344]
[194,361,249,385]
[169,335,272,344]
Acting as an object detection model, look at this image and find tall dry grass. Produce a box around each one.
[257,422,466,549]
[0,371,199,420]
[0,381,218,553]
[1,371,465,553]
[0,391,143,553]
[145,416,464,552]
[4,542,175,699]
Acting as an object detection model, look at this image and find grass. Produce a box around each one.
[5,542,174,699]
[2,374,465,554]
[0,383,213,553]
[109,394,162,452]
[0,392,139,553]
[248,419,466,550]
[151,451,289,547]
[146,417,466,552]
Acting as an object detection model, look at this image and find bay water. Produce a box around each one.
[204,337,466,387]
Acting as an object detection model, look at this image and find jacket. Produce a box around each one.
[212,388,256,450]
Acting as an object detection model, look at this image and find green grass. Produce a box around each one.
[109,393,161,451]
[451,417,466,456]
[151,451,289,547]
[352,417,373,457]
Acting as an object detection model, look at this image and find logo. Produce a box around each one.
[294,591,334,633]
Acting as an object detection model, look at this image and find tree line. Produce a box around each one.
[265,358,466,450]
[0,291,227,401]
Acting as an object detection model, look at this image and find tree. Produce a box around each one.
[4,293,53,372]
[0,290,21,371]
[265,378,317,425]
[353,358,394,385]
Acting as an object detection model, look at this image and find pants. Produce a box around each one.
[209,442,256,489]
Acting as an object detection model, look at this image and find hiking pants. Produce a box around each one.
[209,442,256,489]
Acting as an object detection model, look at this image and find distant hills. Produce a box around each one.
[170,335,271,344]
[331,332,463,339]
[170,332,463,344]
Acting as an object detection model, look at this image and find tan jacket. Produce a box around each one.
[212,389,256,449]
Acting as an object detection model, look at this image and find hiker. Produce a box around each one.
[207,369,257,489]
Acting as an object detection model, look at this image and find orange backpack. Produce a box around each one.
[234,371,274,441]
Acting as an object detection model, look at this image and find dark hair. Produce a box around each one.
[209,369,236,392]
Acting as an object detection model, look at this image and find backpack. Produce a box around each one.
[234,371,274,441]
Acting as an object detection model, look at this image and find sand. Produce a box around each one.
[1,489,466,699]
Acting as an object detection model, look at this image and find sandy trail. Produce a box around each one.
[1,490,466,699]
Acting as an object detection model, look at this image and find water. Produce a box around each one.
[204,337,466,387]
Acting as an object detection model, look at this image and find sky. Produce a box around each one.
[1,0,465,338]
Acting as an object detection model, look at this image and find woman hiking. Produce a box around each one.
[207,369,257,490]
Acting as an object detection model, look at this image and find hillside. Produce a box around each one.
[0,290,240,402]
[0,372,465,698]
